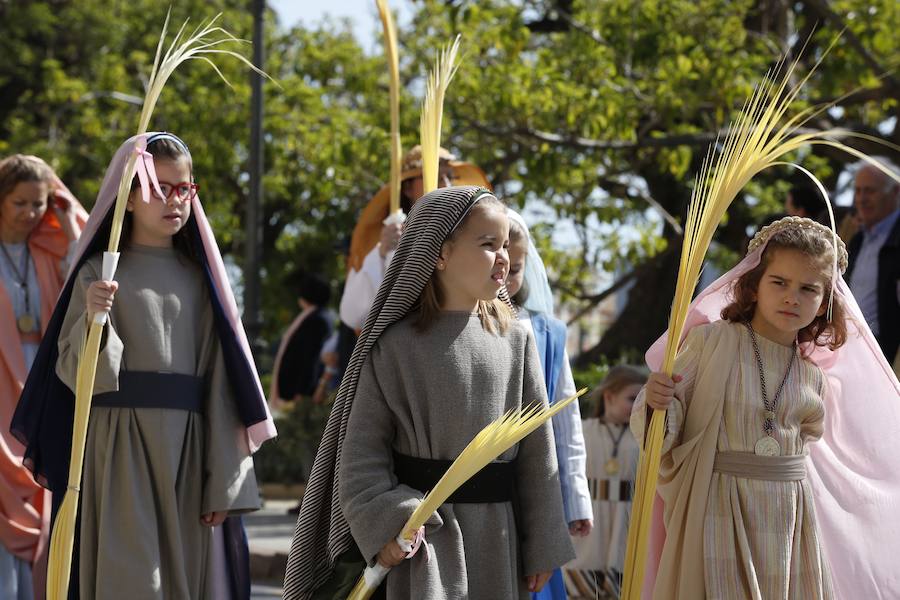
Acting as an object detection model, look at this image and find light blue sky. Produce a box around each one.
[269,0,412,53]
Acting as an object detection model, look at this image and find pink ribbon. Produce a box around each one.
[404,526,429,562]
[133,140,164,204]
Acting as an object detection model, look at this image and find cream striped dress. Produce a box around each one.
[645,321,834,599]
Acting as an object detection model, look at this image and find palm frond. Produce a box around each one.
[347,388,588,599]
[376,0,403,215]
[420,35,461,194]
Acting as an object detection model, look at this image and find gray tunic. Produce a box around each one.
[339,312,575,599]
[56,244,260,600]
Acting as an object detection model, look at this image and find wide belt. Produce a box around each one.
[713,451,807,481]
[92,371,204,413]
[393,451,515,503]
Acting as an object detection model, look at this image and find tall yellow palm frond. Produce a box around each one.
[620,38,900,599]
[375,0,403,216]
[347,389,588,599]
[420,35,461,194]
[47,11,272,600]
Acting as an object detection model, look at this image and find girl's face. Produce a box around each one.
[751,248,827,346]
[436,204,510,312]
[1,180,49,242]
[604,383,643,425]
[127,157,193,247]
[505,236,528,297]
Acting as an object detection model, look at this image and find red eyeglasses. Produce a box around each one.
[153,181,199,203]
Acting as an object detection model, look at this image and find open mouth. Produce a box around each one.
[491,271,507,285]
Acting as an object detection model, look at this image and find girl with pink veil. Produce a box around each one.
[631,215,900,599]
[12,132,276,599]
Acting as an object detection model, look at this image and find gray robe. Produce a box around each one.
[56,243,260,600]
[339,312,575,599]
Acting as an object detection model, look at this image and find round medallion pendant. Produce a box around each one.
[604,458,620,476]
[17,313,37,333]
[754,436,781,456]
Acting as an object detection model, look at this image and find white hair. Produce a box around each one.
[854,156,900,194]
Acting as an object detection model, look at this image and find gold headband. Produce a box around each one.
[748,215,848,274]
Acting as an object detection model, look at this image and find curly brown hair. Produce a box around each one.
[721,226,847,351]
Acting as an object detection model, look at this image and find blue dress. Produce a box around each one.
[530,310,569,600]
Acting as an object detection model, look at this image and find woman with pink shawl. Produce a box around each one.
[0,154,86,599]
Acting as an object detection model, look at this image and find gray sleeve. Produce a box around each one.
[55,258,123,394]
[338,351,432,564]
[201,306,261,515]
[515,331,576,575]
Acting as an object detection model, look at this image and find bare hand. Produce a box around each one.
[52,186,76,211]
[376,538,406,568]
[379,223,403,257]
[86,280,118,320]
[569,518,593,537]
[526,571,553,593]
[51,187,80,240]
[200,511,227,527]
[645,372,683,411]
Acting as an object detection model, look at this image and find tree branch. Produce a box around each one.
[802,0,899,87]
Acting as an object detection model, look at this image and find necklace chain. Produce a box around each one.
[745,323,796,436]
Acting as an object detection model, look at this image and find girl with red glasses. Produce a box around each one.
[14,132,276,598]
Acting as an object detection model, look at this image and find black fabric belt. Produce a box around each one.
[92,371,204,413]
[393,451,515,504]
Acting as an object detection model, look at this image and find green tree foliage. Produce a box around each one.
[402,0,898,364]
[2,0,897,368]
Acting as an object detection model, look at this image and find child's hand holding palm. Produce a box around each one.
[645,372,684,411]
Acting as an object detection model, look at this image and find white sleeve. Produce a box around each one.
[551,350,593,523]
[339,246,387,330]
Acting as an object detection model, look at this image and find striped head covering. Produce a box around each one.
[284,185,498,597]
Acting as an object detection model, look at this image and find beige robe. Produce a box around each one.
[630,320,832,600]
[56,244,260,600]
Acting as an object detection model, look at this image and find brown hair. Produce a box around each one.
[721,226,847,350]
[0,154,54,204]
[415,196,514,334]
[592,365,648,418]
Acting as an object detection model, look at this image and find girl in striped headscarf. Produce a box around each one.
[285,186,574,599]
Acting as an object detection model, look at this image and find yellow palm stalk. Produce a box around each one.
[347,388,588,599]
[375,0,403,216]
[620,41,900,599]
[420,35,461,194]
[46,12,269,600]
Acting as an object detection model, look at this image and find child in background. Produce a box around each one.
[565,366,646,599]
